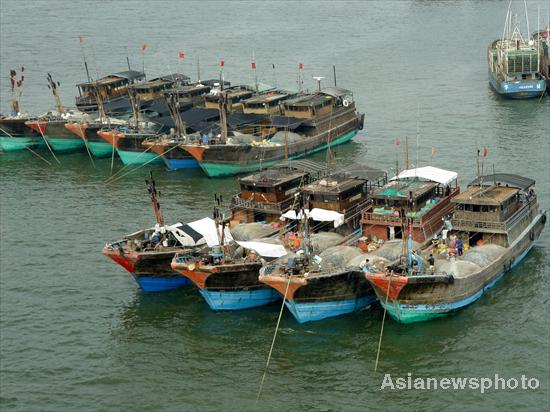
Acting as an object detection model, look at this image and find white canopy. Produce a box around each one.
[390,166,457,186]
[308,208,345,228]
[167,223,207,247]
[187,217,233,247]
[280,208,345,228]
[236,241,288,258]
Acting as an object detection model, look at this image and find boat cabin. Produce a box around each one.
[129,73,190,102]
[242,92,291,115]
[361,166,459,243]
[163,83,212,106]
[451,174,537,247]
[320,87,356,110]
[230,160,327,224]
[282,94,335,119]
[301,164,387,234]
[204,87,255,111]
[76,70,145,103]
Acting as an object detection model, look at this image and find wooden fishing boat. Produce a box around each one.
[178,87,365,177]
[0,68,44,152]
[102,173,226,292]
[75,70,145,114]
[365,174,546,323]
[488,10,545,98]
[0,114,43,152]
[258,166,387,322]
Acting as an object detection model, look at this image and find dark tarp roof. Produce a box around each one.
[468,174,535,190]
[270,116,305,130]
[198,79,231,87]
[151,107,218,129]
[226,113,267,128]
[178,223,204,243]
[112,70,146,81]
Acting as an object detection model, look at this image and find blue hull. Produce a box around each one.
[285,294,377,323]
[488,73,545,99]
[199,288,281,310]
[163,157,200,171]
[383,242,536,323]
[134,275,192,292]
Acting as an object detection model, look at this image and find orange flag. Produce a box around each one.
[142,43,147,51]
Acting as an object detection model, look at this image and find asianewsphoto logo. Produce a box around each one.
[380,373,540,394]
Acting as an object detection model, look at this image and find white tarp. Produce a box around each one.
[236,241,288,258]
[281,208,345,228]
[390,166,458,186]
[187,217,233,247]
[308,208,345,228]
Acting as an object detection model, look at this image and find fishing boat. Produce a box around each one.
[75,70,145,115]
[533,24,550,91]
[178,85,365,177]
[102,173,230,292]
[64,116,127,158]
[0,68,44,152]
[24,73,94,153]
[488,10,546,98]
[365,173,546,323]
[258,166,388,322]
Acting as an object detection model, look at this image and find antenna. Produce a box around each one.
[196,55,201,83]
[333,65,337,87]
[313,76,324,92]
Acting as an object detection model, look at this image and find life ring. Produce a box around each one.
[342,99,350,107]
[529,231,535,241]
[542,214,547,224]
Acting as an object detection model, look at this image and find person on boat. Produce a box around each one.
[456,238,464,256]
[428,254,435,272]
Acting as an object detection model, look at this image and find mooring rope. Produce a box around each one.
[0,125,52,166]
[374,273,392,372]
[256,274,292,401]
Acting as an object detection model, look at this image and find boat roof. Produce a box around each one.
[390,166,458,186]
[321,86,352,97]
[243,92,290,105]
[164,84,211,95]
[372,178,437,200]
[205,88,254,101]
[468,174,535,191]
[77,70,145,87]
[452,185,518,206]
[302,175,365,195]
[199,79,231,87]
[239,160,326,187]
[333,164,387,183]
[242,83,277,93]
[283,94,334,108]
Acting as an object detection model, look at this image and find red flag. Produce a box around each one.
[431,146,436,156]
[483,147,488,157]
[220,60,225,67]
[178,52,185,59]
[251,62,256,69]
[79,36,83,44]
[142,43,147,51]
[395,137,400,146]
[298,63,304,70]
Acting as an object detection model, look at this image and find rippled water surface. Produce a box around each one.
[1,1,549,411]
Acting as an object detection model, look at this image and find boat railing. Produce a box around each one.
[361,192,456,227]
[230,194,295,214]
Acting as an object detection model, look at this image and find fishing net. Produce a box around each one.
[310,232,345,253]
[371,240,421,262]
[316,246,364,271]
[228,133,262,145]
[269,131,303,145]
[230,222,279,241]
[436,259,481,278]
[462,244,506,268]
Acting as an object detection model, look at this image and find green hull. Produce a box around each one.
[0,136,45,152]
[382,302,448,323]
[117,149,163,165]
[45,137,85,153]
[88,141,116,158]
[199,130,358,177]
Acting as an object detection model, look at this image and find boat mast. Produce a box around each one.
[127,86,140,131]
[46,73,66,114]
[146,171,164,226]
[9,68,25,114]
